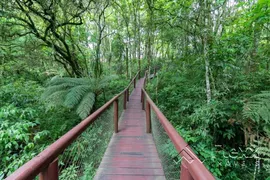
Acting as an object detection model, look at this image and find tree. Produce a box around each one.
[1,0,92,77]
[42,75,116,119]
[90,0,110,78]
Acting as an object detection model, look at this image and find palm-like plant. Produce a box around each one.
[243,91,270,134]
[41,76,117,119]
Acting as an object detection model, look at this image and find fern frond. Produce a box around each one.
[96,75,118,90]
[250,138,270,170]
[41,83,73,100]
[243,91,270,124]
[76,92,95,119]
[48,77,91,86]
[64,85,92,108]
[43,90,69,108]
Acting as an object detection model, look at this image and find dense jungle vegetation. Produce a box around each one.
[0,0,269,179]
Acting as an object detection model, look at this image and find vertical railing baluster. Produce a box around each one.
[114,99,119,133]
[142,90,145,110]
[146,100,151,133]
[141,89,143,103]
[39,159,58,180]
[124,90,127,109]
[127,88,129,101]
[180,159,193,180]
[134,78,136,88]
[145,72,148,85]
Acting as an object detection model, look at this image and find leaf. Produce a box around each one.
[76,92,96,119]
[64,85,92,108]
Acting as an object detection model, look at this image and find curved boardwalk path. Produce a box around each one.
[94,78,165,180]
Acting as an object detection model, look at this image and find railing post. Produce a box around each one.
[143,77,146,88]
[146,100,151,133]
[145,73,148,85]
[39,159,58,180]
[134,78,136,88]
[124,90,127,109]
[142,90,145,110]
[127,88,129,101]
[141,89,143,103]
[114,99,119,133]
[180,159,193,180]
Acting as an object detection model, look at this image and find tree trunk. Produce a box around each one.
[125,47,129,79]
[203,0,211,104]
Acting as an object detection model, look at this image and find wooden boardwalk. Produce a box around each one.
[94,78,165,180]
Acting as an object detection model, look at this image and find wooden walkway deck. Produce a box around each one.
[94,78,165,180]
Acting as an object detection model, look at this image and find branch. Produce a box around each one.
[7,31,32,37]
[101,31,115,40]
[56,20,83,28]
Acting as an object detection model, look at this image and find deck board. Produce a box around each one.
[94,78,165,180]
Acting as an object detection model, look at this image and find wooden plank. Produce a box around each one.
[104,152,159,157]
[99,162,163,169]
[106,146,158,152]
[94,175,166,180]
[96,168,164,176]
[101,156,162,163]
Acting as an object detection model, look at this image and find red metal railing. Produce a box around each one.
[6,72,139,180]
[141,71,215,180]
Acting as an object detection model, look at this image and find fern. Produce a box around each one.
[42,75,117,119]
[76,92,95,119]
[64,85,92,108]
[43,90,69,108]
[250,138,270,177]
[48,77,91,86]
[243,91,270,133]
[95,75,118,90]
[41,83,72,99]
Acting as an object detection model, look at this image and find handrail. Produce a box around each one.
[141,72,215,180]
[6,71,139,180]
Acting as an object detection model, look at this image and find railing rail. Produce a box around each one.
[6,72,140,180]
[141,71,215,180]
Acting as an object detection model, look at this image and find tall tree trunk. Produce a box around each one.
[146,0,154,70]
[203,0,211,104]
[251,23,261,72]
[125,47,129,79]
[138,6,141,73]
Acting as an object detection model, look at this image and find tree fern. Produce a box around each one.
[95,75,118,90]
[48,77,91,86]
[42,75,117,119]
[243,91,270,134]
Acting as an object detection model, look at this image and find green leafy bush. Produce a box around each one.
[147,64,270,179]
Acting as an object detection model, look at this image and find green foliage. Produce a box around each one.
[251,138,270,172]
[243,91,270,135]
[0,65,127,178]
[0,121,38,177]
[0,77,80,178]
[80,163,96,180]
[59,165,79,180]
[147,63,270,179]
[57,106,114,179]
